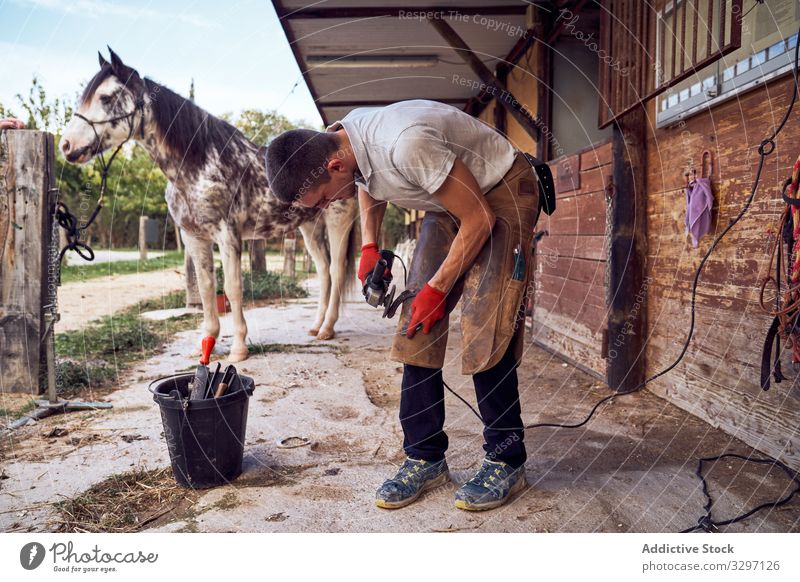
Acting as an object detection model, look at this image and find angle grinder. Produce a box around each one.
[362,249,416,320]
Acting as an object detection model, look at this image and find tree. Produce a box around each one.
[14,75,73,133]
[222,109,313,145]
[0,102,16,119]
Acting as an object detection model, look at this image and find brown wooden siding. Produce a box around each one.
[533,140,613,378]
[504,43,539,154]
[645,73,800,469]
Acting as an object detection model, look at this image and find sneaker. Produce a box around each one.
[375,457,450,509]
[454,458,527,511]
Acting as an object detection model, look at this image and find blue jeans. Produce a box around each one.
[399,341,527,469]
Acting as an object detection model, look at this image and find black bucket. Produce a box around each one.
[150,372,255,489]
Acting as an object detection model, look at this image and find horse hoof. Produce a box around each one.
[228,350,248,363]
[316,329,335,340]
[308,328,320,336]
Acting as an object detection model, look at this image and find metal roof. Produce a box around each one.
[272,1,535,125]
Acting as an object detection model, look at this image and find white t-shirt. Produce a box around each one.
[327,100,516,212]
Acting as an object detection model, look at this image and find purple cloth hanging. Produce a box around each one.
[685,177,714,248]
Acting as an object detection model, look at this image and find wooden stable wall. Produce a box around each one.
[645,74,800,469]
[532,139,612,379]
[0,130,56,395]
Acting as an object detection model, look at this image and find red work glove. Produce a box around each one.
[358,243,391,285]
[407,283,447,338]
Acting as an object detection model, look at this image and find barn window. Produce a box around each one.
[599,0,745,127]
[657,0,800,126]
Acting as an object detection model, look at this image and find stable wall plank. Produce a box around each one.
[644,72,800,469]
[539,234,607,261]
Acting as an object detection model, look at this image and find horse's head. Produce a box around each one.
[60,49,146,164]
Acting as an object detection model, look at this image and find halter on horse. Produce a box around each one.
[55,95,146,262]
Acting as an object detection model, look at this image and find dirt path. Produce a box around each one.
[56,267,186,331]
[2,278,798,533]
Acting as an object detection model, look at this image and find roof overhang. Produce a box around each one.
[272,1,542,126]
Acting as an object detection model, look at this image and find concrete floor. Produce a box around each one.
[1,278,798,532]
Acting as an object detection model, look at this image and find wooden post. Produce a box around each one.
[493,64,508,137]
[283,232,297,279]
[139,216,148,261]
[537,8,553,162]
[0,130,56,394]
[249,239,267,273]
[606,106,648,392]
[303,248,312,273]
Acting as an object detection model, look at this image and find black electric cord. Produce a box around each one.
[680,454,800,533]
[398,28,800,532]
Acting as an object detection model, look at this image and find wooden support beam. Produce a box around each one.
[138,216,149,262]
[463,85,496,117]
[505,31,537,66]
[283,232,297,280]
[493,65,508,136]
[535,6,554,161]
[283,5,531,19]
[537,42,553,161]
[428,16,540,142]
[249,239,268,273]
[606,106,648,392]
[546,0,589,44]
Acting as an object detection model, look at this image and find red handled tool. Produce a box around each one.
[189,336,215,400]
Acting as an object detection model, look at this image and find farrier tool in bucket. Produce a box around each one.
[150,371,254,489]
[189,336,215,400]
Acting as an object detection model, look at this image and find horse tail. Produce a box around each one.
[343,216,358,301]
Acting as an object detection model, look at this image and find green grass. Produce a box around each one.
[55,269,309,397]
[54,293,201,397]
[136,290,188,312]
[0,400,37,421]
[246,342,345,355]
[60,251,185,284]
[217,269,309,300]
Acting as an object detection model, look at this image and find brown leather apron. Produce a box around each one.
[390,153,542,374]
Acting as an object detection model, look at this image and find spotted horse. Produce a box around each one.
[60,49,358,362]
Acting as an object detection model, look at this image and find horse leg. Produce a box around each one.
[218,229,248,362]
[299,220,331,337]
[182,232,219,352]
[317,202,358,340]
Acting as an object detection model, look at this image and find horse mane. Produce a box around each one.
[81,65,114,104]
[143,77,243,170]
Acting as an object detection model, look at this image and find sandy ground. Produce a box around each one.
[57,268,186,332]
[1,277,799,533]
[58,254,304,332]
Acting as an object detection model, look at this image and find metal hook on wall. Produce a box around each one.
[700,150,713,180]
[684,166,697,188]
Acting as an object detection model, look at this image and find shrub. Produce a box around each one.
[215,269,308,301]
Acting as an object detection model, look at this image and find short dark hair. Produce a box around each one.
[265,129,340,204]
